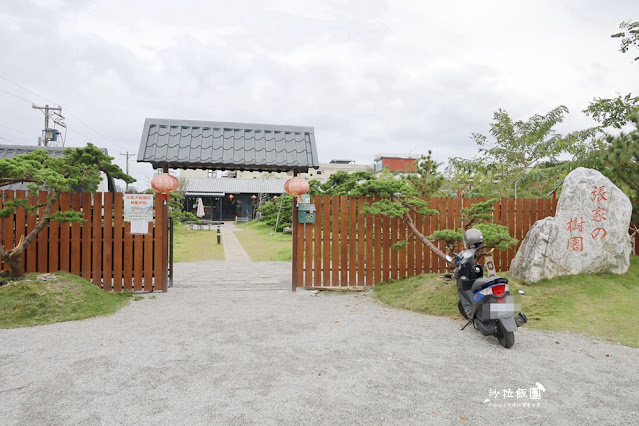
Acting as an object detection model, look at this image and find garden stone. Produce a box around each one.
[510,167,632,282]
[282,227,293,234]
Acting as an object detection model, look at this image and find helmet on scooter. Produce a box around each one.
[463,228,483,249]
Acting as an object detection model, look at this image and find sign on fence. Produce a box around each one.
[124,194,154,234]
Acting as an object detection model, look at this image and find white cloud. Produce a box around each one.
[0,0,637,188]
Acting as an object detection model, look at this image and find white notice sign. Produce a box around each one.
[130,221,149,235]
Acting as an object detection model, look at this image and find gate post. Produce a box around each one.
[291,169,298,292]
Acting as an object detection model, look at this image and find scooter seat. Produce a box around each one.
[471,277,508,293]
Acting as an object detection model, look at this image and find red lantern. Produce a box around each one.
[284,177,309,198]
[151,173,179,201]
[229,194,234,201]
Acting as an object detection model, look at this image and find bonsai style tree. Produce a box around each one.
[0,144,134,278]
[357,176,517,268]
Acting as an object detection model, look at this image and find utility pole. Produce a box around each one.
[120,152,135,192]
[32,104,64,146]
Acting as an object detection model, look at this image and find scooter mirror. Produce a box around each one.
[517,289,526,295]
[445,255,453,263]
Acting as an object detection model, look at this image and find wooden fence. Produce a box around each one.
[0,190,168,292]
[294,195,560,288]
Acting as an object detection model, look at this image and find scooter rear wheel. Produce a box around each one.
[458,300,468,319]
[496,321,515,348]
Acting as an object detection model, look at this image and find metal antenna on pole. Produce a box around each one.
[120,152,135,192]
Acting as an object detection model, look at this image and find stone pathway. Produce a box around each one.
[219,222,251,262]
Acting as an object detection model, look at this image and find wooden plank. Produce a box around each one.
[382,215,390,282]
[374,197,381,284]
[313,195,324,287]
[365,197,374,286]
[92,193,102,286]
[348,197,357,285]
[415,211,423,275]
[113,192,124,292]
[12,191,27,271]
[48,196,60,273]
[144,220,153,292]
[390,216,398,280]
[331,195,339,286]
[37,191,48,272]
[516,198,524,255]
[59,193,71,272]
[506,198,516,268]
[150,193,159,292]
[423,197,432,274]
[545,198,552,220]
[134,232,143,291]
[322,196,331,286]
[25,192,37,273]
[357,197,365,285]
[339,196,348,286]
[530,198,539,226]
[295,207,305,288]
[103,193,113,291]
[71,193,82,276]
[399,218,407,279]
[123,218,133,290]
[2,191,14,271]
[438,197,448,273]
[491,199,501,271]
[551,197,558,216]
[522,198,531,247]
[81,194,92,281]
[303,195,320,287]
[426,197,437,274]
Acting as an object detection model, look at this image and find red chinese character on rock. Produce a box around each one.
[591,186,607,203]
[591,228,607,240]
[566,217,585,232]
[567,236,584,252]
[591,207,607,222]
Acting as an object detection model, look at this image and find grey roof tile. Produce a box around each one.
[138,118,318,172]
[185,178,286,195]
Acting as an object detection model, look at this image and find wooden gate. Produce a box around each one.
[293,195,559,288]
[0,190,169,292]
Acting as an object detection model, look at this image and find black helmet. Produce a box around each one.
[463,228,483,249]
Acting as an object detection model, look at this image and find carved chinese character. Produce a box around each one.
[566,217,585,232]
[591,207,607,223]
[591,228,607,240]
[591,185,607,203]
[567,236,584,252]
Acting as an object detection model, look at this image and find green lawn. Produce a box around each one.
[173,223,225,263]
[374,256,639,348]
[235,221,292,261]
[0,272,132,328]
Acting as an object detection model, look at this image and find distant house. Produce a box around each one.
[0,144,116,192]
[373,153,419,173]
[181,158,373,181]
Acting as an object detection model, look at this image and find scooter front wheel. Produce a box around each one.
[496,321,515,348]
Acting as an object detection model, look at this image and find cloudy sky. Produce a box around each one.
[0,0,637,189]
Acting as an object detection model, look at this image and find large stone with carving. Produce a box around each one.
[510,167,632,282]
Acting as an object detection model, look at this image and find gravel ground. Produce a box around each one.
[1,260,638,425]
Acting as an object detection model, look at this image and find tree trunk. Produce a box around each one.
[1,248,25,279]
[403,212,454,268]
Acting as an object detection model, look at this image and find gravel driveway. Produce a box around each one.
[1,259,638,425]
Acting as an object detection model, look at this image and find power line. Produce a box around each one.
[0,123,36,141]
[0,73,116,146]
[0,87,33,104]
[0,74,57,105]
